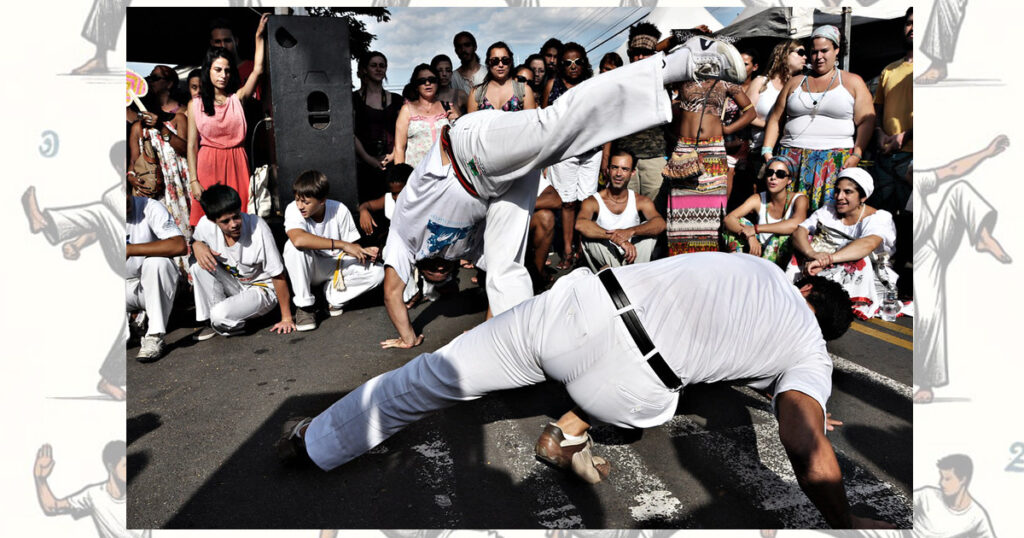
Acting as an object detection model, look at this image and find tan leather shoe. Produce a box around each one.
[534,423,610,483]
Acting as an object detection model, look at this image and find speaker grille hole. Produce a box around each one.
[307,91,330,130]
[275,27,297,48]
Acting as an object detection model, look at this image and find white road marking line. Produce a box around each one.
[830,353,913,399]
[410,431,461,527]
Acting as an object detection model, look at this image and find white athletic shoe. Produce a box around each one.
[328,305,344,317]
[682,36,746,84]
[136,335,164,363]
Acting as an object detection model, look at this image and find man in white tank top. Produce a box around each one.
[577,149,665,271]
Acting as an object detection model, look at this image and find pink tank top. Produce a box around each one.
[193,94,247,149]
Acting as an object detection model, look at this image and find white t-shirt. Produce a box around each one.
[612,253,833,423]
[193,213,284,286]
[912,486,996,538]
[800,205,897,256]
[66,482,151,538]
[126,197,183,279]
[382,143,487,284]
[284,199,360,258]
[449,63,487,95]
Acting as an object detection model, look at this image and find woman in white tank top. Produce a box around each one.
[759,26,876,213]
[747,40,806,151]
[722,155,808,268]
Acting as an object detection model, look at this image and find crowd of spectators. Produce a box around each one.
[123,8,915,370]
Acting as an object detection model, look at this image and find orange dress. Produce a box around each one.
[190,94,249,225]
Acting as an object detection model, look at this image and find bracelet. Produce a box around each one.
[760,146,773,156]
[331,239,335,250]
[741,103,753,112]
[754,224,759,235]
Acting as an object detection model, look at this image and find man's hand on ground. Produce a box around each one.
[380,335,424,349]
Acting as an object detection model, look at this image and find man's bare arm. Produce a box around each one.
[33,444,71,516]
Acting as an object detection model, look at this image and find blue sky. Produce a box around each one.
[368,6,742,90]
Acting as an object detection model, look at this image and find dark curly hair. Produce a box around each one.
[795,275,853,340]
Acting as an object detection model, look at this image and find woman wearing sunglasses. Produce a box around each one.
[430,54,469,114]
[467,42,536,114]
[762,26,876,213]
[747,40,805,168]
[722,155,807,267]
[541,42,598,270]
[394,64,459,168]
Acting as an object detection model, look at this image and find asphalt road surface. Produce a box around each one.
[127,261,912,530]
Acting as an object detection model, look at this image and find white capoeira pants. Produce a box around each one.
[41,185,126,277]
[914,180,996,389]
[283,244,385,309]
[922,0,968,63]
[444,53,675,315]
[189,264,278,332]
[581,237,657,272]
[304,268,679,471]
[126,257,179,336]
[549,148,602,203]
[38,185,127,384]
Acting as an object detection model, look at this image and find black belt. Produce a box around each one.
[597,269,683,392]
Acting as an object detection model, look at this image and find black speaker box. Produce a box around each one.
[265,15,357,215]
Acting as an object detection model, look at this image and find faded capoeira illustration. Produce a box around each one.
[917,0,969,84]
[22,142,129,401]
[759,454,996,537]
[33,441,151,538]
[71,0,129,75]
[914,135,1011,404]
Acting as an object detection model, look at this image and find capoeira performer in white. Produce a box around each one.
[283,170,385,332]
[278,247,896,529]
[190,185,297,339]
[914,136,1011,403]
[379,36,748,349]
[126,189,188,361]
[22,173,130,400]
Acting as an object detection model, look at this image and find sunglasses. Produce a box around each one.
[794,49,807,57]
[515,75,530,83]
[628,47,654,57]
[487,56,512,67]
[415,76,439,86]
[561,58,583,67]
[767,169,790,179]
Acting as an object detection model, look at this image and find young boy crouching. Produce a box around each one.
[190,185,296,340]
[284,170,385,331]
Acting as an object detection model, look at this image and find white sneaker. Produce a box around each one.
[328,305,344,317]
[136,335,164,362]
[682,36,746,84]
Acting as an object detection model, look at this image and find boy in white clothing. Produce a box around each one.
[190,185,296,339]
[284,170,384,331]
[126,190,188,361]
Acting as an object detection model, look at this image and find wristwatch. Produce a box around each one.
[160,130,170,142]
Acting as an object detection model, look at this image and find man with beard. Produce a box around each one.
[33,441,150,538]
[449,31,487,95]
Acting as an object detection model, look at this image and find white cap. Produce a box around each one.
[837,167,874,200]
